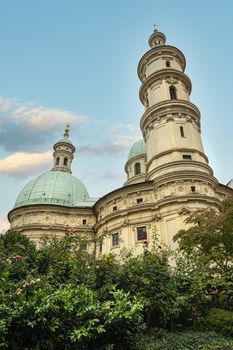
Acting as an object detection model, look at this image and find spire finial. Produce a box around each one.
[64,124,70,138]
[153,24,158,33]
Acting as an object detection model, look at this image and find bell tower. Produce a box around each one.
[138,27,214,183]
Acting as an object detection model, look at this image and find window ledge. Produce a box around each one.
[135,240,149,245]
[111,245,120,250]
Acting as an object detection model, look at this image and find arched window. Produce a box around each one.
[134,162,141,175]
[55,157,60,165]
[169,85,177,100]
[63,157,68,166]
[166,60,170,67]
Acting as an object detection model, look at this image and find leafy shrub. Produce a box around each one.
[0,284,143,349]
[135,329,233,350]
[203,308,233,336]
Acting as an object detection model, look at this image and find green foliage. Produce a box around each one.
[0,232,143,349]
[135,330,233,350]
[1,223,233,349]
[202,308,233,336]
[173,198,233,310]
[116,249,188,328]
[0,283,143,349]
[174,199,233,273]
[0,230,37,281]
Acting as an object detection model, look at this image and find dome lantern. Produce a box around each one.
[52,125,76,174]
[148,25,166,48]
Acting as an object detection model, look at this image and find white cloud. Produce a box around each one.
[0,151,52,177]
[112,123,137,133]
[79,135,138,157]
[112,135,139,149]
[0,96,16,112]
[12,105,88,131]
[0,95,90,152]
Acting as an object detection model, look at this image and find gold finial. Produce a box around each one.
[153,24,158,33]
[64,124,70,138]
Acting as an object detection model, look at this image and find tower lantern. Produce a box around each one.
[52,125,76,174]
[148,26,166,47]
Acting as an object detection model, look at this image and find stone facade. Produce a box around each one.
[8,29,233,254]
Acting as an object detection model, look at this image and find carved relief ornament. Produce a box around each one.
[165,76,178,85]
[178,207,191,215]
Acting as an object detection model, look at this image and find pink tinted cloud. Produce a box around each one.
[0,151,52,177]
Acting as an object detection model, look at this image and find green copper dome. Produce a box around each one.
[14,171,95,209]
[127,139,146,161]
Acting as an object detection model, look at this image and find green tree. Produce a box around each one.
[173,198,233,310]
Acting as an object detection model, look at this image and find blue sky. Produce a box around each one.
[1,0,233,230]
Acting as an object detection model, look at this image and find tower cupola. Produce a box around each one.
[52,125,76,173]
[148,26,166,47]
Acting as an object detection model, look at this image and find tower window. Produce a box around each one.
[182,154,192,160]
[169,85,177,100]
[63,157,68,166]
[99,241,103,253]
[137,198,143,204]
[55,157,60,165]
[113,206,117,211]
[137,226,147,241]
[166,60,170,67]
[112,233,119,247]
[134,162,141,175]
[82,219,87,225]
[180,126,185,138]
[191,186,196,193]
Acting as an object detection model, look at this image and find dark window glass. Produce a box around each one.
[169,85,177,100]
[112,233,119,247]
[56,157,60,165]
[134,162,141,175]
[82,219,87,225]
[166,60,170,67]
[64,157,68,166]
[180,126,185,137]
[99,241,103,253]
[137,198,143,204]
[191,186,196,193]
[80,241,88,251]
[137,226,147,241]
[182,154,192,160]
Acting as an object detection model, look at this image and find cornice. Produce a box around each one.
[9,223,94,233]
[216,183,233,196]
[94,193,222,232]
[151,169,218,188]
[139,69,192,105]
[146,160,214,179]
[140,100,201,132]
[93,181,154,212]
[123,174,146,187]
[8,204,95,222]
[146,148,209,168]
[138,45,186,81]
